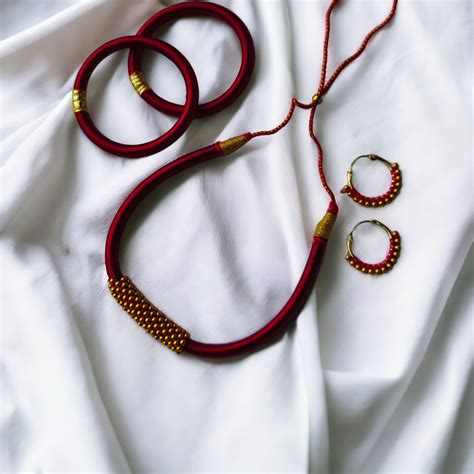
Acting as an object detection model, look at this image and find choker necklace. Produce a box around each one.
[106,0,398,358]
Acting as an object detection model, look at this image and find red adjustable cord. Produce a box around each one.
[250,0,398,211]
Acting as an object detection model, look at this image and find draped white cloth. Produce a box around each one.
[1,0,472,472]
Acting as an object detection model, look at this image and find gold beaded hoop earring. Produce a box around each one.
[341,154,402,207]
[345,220,401,275]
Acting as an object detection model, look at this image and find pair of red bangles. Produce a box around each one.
[72,1,255,158]
[73,1,398,358]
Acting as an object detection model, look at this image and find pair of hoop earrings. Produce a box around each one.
[341,154,403,275]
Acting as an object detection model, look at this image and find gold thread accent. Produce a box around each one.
[72,90,87,112]
[108,276,189,353]
[130,71,150,96]
[218,135,248,155]
[314,212,336,239]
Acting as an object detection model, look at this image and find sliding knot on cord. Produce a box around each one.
[248,0,397,208]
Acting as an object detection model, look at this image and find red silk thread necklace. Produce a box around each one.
[106,0,398,358]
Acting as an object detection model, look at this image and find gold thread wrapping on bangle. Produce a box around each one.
[218,135,248,155]
[108,276,189,353]
[72,90,87,112]
[130,71,150,96]
[314,212,336,240]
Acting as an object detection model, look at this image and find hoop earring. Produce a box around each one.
[341,154,402,207]
[345,220,401,275]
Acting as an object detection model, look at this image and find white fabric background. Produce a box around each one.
[0,0,472,472]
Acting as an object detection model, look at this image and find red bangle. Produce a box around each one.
[105,135,337,358]
[73,36,199,158]
[128,1,255,118]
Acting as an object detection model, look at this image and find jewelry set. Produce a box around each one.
[72,1,399,357]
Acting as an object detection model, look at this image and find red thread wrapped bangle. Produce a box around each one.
[73,36,199,158]
[105,134,337,358]
[128,1,255,118]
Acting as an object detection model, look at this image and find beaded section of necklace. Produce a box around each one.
[108,276,189,353]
